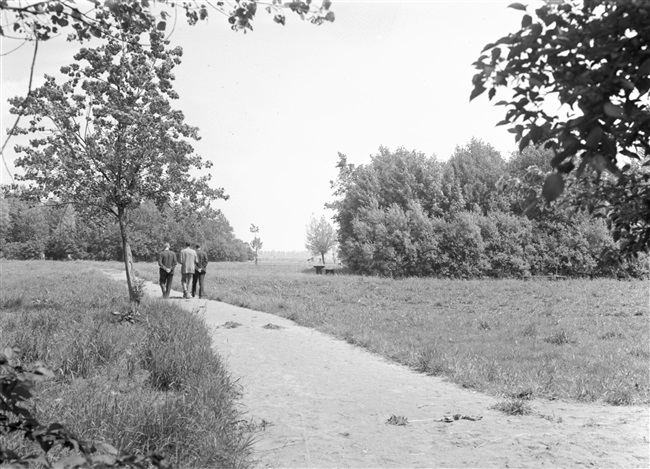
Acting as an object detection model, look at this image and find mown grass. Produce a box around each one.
[0,260,254,468]
[135,258,650,406]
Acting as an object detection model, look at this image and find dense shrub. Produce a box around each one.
[433,213,486,278]
[476,211,532,277]
[331,145,649,278]
[3,240,45,260]
[338,201,444,277]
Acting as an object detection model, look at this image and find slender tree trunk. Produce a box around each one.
[321,252,325,264]
[118,208,138,307]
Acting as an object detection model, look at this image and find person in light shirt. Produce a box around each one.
[179,242,197,299]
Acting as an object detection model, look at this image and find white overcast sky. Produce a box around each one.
[1,1,533,251]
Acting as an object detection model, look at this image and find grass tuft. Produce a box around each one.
[262,323,283,330]
[413,345,449,376]
[521,323,537,337]
[543,330,576,345]
[223,321,242,329]
[599,331,625,340]
[492,398,532,415]
[478,320,491,331]
[605,389,634,406]
[386,415,409,426]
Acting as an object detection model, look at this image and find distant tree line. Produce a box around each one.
[329,140,649,278]
[0,190,252,262]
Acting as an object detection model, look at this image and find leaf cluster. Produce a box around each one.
[471,0,650,255]
[0,0,335,42]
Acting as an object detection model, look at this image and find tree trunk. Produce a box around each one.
[118,208,138,307]
[321,252,325,264]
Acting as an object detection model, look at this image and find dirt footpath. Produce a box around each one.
[111,273,649,468]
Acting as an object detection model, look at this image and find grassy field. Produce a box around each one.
[0,260,254,468]
[134,257,650,406]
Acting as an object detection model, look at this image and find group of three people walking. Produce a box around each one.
[158,242,209,299]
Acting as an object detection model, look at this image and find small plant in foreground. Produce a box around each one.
[543,330,575,346]
[223,321,242,329]
[0,348,170,468]
[605,389,634,406]
[491,398,532,416]
[262,323,283,330]
[414,346,448,376]
[386,415,408,426]
[129,278,147,314]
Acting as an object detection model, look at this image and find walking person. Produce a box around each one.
[158,242,177,299]
[180,241,197,299]
[192,244,209,298]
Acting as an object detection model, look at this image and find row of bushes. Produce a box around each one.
[330,145,649,278]
[0,261,253,468]
[340,206,648,278]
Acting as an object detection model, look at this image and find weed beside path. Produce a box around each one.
[0,260,253,468]
[134,260,650,405]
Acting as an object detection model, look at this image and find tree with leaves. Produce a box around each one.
[471,0,650,256]
[0,0,335,42]
[328,148,446,277]
[249,223,263,265]
[1,1,335,185]
[9,22,222,306]
[442,138,507,214]
[305,214,336,264]
[328,148,445,251]
[1,193,49,259]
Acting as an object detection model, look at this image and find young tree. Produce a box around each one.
[471,1,650,256]
[249,223,263,265]
[305,214,336,264]
[9,23,222,305]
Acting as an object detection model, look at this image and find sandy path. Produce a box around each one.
[108,272,649,468]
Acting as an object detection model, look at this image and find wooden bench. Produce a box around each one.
[314,265,324,274]
[325,267,335,275]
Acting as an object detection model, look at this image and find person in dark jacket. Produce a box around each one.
[158,242,177,299]
[192,244,209,298]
